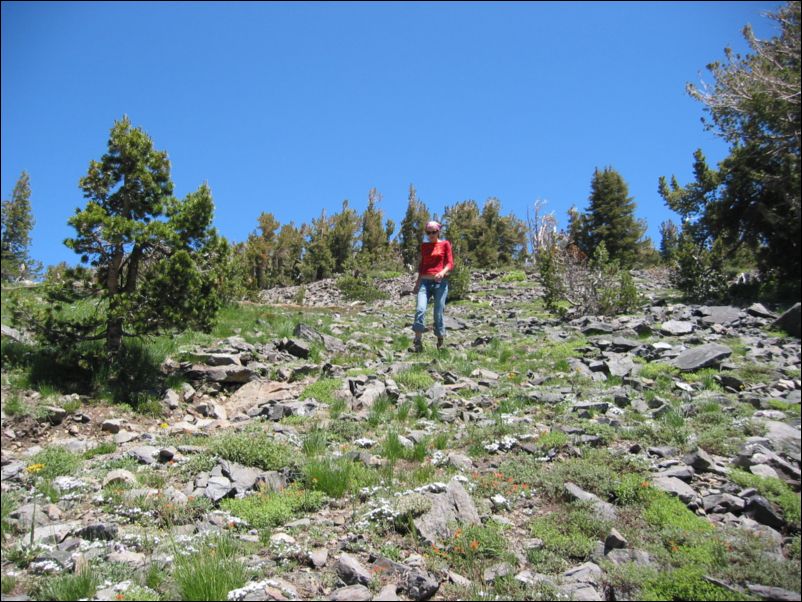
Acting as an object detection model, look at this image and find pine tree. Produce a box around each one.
[660,2,800,292]
[329,200,359,273]
[475,199,502,267]
[22,116,226,358]
[302,209,334,282]
[659,220,680,262]
[359,188,387,260]
[399,184,430,268]
[246,212,280,288]
[442,200,481,265]
[273,222,305,285]
[574,167,647,268]
[1,171,38,282]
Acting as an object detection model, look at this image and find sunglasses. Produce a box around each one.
[425,230,439,234]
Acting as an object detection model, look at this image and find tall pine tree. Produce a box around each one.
[302,209,334,282]
[398,184,430,268]
[1,171,38,282]
[358,188,388,262]
[24,116,227,358]
[329,200,359,273]
[573,167,647,268]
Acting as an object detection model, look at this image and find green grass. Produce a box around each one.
[172,533,249,601]
[529,336,589,371]
[1,492,17,542]
[1,574,17,595]
[303,456,378,498]
[27,446,82,481]
[220,485,326,529]
[1,391,25,416]
[442,520,512,578]
[302,426,330,457]
[499,448,649,502]
[530,502,611,560]
[395,367,435,391]
[683,368,723,391]
[299,378,342,404]
[128,491,214,528]
[535,430,569,450]
[35,569,98,601]
[381,431,429,463]
[207,430,295,471]
[367,394,394,427]
[501,270,527,282]
[639,566,750,601]
[83,441,117,459]
[767,399,802,415]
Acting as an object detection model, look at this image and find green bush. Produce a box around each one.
[208,431,295,471]
[730,469,800,528]
[221,485,325,529]
[336,275,389,302]
[536,246,565,312]
[530,503,610,560]
[670,235,730,303]
[640,566,749,601]
[591,243,642,315]
[501,269,526,282]
[299,378,342,404]
[446,263,470,302]
[28,446,82,481]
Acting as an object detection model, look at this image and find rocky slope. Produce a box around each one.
[1,269,800,601]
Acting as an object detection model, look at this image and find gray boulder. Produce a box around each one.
[652,476,697,504]
[413,479,481,547]
[700,306,742,325]
[771,302,801,338]
[660,320,694,336]
[335,553,372,586]
[672,343,732,371]
[563,483,617,522]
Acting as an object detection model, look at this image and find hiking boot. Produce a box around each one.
[437,336,444,349]
[413,338,423,353]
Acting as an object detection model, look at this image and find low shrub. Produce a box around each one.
[221,485,325,529]
[208,431,295,471]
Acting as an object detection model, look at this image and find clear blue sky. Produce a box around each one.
[1,1,784,269]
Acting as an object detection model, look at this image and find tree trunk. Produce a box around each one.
[106,246,124,358]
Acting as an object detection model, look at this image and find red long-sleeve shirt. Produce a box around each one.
[418,240,454,276]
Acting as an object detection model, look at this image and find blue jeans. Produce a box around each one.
[413,279,449,337]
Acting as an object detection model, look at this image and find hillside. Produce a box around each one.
[1,269,800,601]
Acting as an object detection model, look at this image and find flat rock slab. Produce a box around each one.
[30,520,83,544]
[225,380,296,414]
[660,320,694,336]
[672,343,732,371]
[700,306,742,325]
